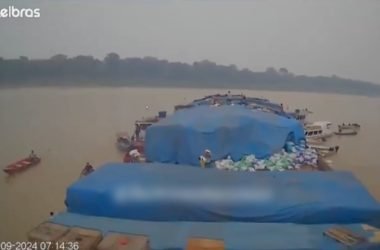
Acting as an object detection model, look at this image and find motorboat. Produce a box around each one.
[335,130,358,136]
[308,144,339,153]
[304,121,334,139]
[308,144,339,158]
[306,137,326,145]
[338,123,360,130]
[116,132,131,151]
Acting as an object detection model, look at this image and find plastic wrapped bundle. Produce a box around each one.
[215,157,234,170]
[214,140,319,172]
[255,160,266,170]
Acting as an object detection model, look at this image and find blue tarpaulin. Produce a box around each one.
[51,212,380,250]
[145,105,305,165]
[66,163,380,224]
[190,95,286,115]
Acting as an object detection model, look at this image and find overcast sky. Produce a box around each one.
[0,0,379,83]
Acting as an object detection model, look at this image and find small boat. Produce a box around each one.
[335,130,358,136]
[308,144,339,152]
[116,132,131,151]
[306,137,326,145]
[79,163,95,179]
[317,150,337,158]
[3,156,41,174]
[304,121,334,139]
[338,123,360,130]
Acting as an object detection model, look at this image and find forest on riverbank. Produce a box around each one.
[1,53,379,96]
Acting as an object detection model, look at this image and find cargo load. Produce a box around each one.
[52,212,380,250]
[28,222,69,244]
[97,233,149,250]
[66,163,380,224]
[56,227,102,250]
[145,105,305,165]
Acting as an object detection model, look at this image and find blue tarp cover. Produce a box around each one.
[66,163,380,224]
[52,212,380,250]
[145,105,304,165]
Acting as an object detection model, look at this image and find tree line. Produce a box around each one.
[0,53,379,96]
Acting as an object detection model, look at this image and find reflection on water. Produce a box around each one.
[0,87,379,240]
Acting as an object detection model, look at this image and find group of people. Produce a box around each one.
[79,149,210,176]
[341,123,357,127]
[30,146,212,181]
[78,148,211,178]
[210,92,250,107]
[339,123,354,133]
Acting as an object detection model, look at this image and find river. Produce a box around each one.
[0,87,379,240]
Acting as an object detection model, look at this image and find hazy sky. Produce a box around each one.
[1,0,379,83]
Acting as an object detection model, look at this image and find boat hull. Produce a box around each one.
[335,131,357,136]
[116,141,130,152]
[3,157,41,174]
[339,126,360,130]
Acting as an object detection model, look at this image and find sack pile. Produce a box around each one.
[215,141,319,172]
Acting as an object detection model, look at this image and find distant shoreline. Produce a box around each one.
[1,54,380,97]
[1,82,379,98]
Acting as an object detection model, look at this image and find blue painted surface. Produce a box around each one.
[66,163,380,223]
[52,212,379,250]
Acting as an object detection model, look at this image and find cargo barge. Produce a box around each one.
[26,93,380,250]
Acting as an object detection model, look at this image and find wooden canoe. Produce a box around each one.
[3,157,41,174]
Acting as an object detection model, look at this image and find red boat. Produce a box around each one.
[3,157,41,174]
[121,111,166,163]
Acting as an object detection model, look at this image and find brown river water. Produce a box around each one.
[0,87,379,241]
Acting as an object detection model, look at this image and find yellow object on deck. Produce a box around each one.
[186,237,224,250]
[370,232,380,243]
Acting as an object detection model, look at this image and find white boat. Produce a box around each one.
[335,130,358,136]
[338,123,360,130]
[308,144,339,158]
[308,144,339,152]
[304,121,334,139]
[306,137,326,145]
[116,132,131,151]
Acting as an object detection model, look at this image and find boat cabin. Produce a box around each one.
[134,113,164,140]
[304,121,333,139]
[135,120,157,131]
